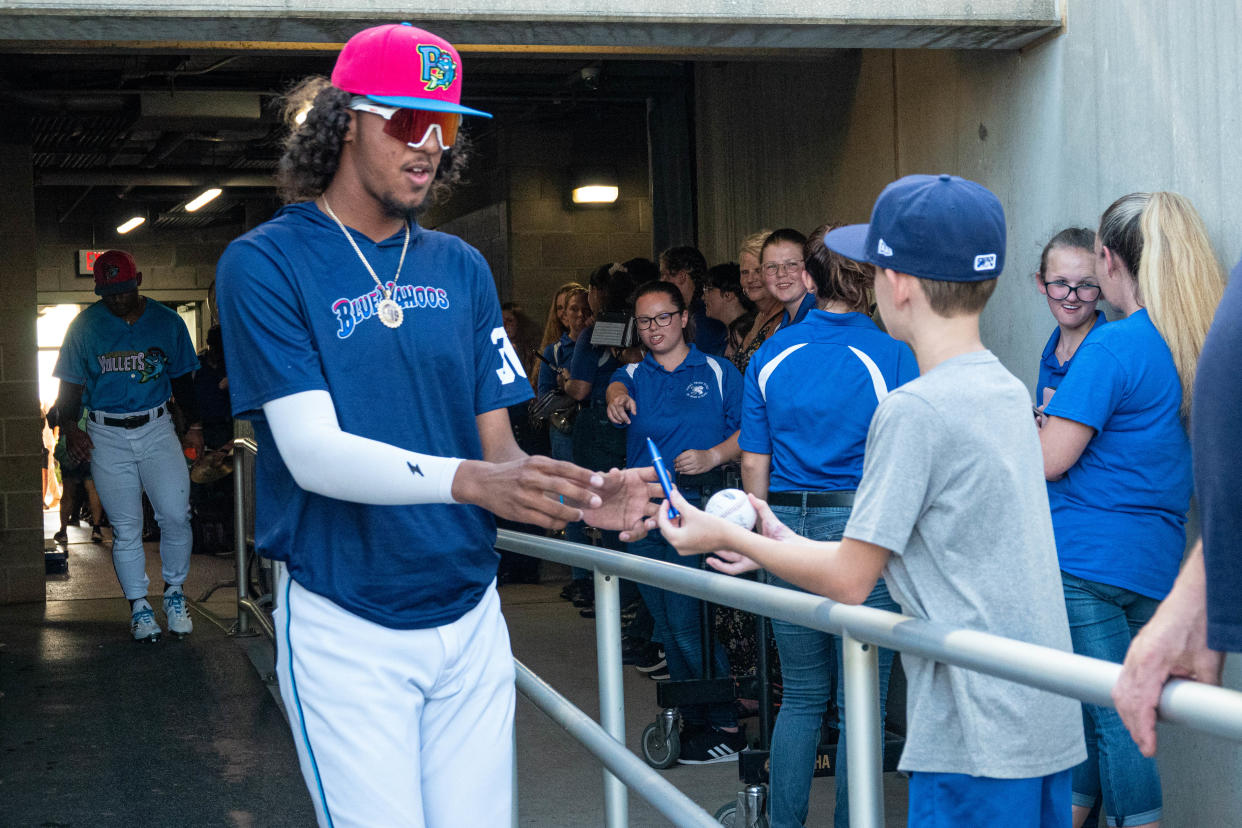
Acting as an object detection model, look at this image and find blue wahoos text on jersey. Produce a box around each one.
[332,282,451,339]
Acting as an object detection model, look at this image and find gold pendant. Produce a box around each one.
[377,298,404,329]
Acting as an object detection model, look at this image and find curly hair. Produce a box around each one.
[275,76,471,207]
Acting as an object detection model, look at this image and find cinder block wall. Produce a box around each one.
[0,127,46,604]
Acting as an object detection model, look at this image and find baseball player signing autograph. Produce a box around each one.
[215,23,660,826]
[53,249,203,643]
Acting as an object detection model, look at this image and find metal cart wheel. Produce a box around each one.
[641,721,680,769]
[714,802,739,826]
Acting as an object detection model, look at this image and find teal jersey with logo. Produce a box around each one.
[54,300,199,412]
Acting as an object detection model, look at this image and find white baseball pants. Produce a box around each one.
[86,408,191,600]
[275,569,516,827]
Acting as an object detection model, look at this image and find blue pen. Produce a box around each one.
[646,437,680,520]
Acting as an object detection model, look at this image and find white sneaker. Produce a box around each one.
[131,600,162,642]
[163,587,193,637]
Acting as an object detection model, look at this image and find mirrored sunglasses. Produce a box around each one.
[349,98,461,149]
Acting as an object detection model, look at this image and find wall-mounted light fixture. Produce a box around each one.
[185,187,223,212]
[116,215,146,234]
[570,167,619,207]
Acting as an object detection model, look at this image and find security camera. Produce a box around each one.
[580,67,601,90]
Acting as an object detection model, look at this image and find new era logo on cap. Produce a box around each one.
[877,239,894,257]
[973,253,998,271]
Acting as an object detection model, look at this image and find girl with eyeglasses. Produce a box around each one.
[1039,193,1225,828]
[761,228,817,331]
[605,280,748,765]
[1033,229,1106,421]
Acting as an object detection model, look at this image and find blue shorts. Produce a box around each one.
[907,769,1071,828]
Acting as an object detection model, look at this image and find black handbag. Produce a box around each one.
[529,390,579,434]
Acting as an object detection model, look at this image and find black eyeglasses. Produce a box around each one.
[635,312,676,330]
[1044,281,1101,302]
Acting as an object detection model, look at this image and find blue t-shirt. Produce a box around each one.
[1197,259,1242,650]
[54,299,199,412]
[569,323,621,406]
[741,310,918,492]
[215,201,531,630]
[610,345,742,468]
[777,293,817,331]
[690,300,729,357]
[537,334,576,396]
[1045,308,1191,599]
[1035,311,1106,407]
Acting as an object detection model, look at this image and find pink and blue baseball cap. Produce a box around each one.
[824,174,1006,283]
[331,22,491,118]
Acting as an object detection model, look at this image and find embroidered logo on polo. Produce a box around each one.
[418,45,457,92]
[686,381,709,399]
[332,282,450,339]
[96,347,167,382]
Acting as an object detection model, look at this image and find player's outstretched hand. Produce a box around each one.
[64,425,94,464]
[1112,543,1222,757]
[582,466,663,541]
[454,455,604,530]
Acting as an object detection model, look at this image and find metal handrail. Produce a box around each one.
[228,436,1242,826]
[496,529,1242,827]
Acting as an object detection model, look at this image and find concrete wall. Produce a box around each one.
[0,125,46,604]
[695,1,1242,820]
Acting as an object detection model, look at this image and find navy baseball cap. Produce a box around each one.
[823,174,1006,283]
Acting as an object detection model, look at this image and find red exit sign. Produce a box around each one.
[77,249,108,276]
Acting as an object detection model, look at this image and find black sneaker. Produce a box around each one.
[677,727,747,765]
[634,647,667,674]
[647,667,670,681]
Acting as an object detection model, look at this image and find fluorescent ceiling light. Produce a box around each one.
[185,188,223,212]
[572,185,619,204]
[116,216,146,234]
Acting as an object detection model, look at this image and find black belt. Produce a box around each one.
[768,490,856,508]
[90,405,165,429]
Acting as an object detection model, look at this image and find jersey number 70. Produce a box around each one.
[491,327,528,385]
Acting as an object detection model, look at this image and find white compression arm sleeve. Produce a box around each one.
[262,390,463,505]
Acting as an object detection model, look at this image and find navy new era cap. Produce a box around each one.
[824,174,1006,283]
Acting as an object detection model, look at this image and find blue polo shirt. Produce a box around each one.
[1036,312,1106,407]
[1045,309,1191,599]
[54,299,199,412]
[216,201,531,630]
[741,310,918,492]
[537,334,575,396]
[569,323,621,406]
[691,300,729,357]
[610,345,742,468]
[777,293,817,331]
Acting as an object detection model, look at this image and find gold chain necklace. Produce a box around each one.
[321,195,410,329]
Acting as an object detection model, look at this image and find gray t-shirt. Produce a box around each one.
[844,350,1086,778]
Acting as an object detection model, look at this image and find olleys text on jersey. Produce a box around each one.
[97,347,167,383]
[332,281,451,339]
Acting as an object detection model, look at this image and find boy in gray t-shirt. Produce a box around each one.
[659,175,1084,826]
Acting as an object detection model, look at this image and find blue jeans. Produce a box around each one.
[767,503,897,828]
[1061,571,1162,826]
[627,503,735,730]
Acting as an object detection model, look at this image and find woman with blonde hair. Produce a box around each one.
[733,229,783,372]
[534,282,589,391]
[1039,191,1225,828]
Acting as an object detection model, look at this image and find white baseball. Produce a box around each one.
[704,488,757,530]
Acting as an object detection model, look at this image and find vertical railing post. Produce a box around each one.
[842,631,884,828]
[594,569,627,828]
[233,437,251,636]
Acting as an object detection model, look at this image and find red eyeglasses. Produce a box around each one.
[349,99,461,149]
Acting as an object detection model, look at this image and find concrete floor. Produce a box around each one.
[15,514,910,826]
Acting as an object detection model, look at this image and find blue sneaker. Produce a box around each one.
[163,587,193,638]
[131,600,161,642]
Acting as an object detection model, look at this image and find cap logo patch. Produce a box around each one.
[417,44,457,92]
[877,239,894,257]
[973,253,997,271]
[104,264,121,280]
